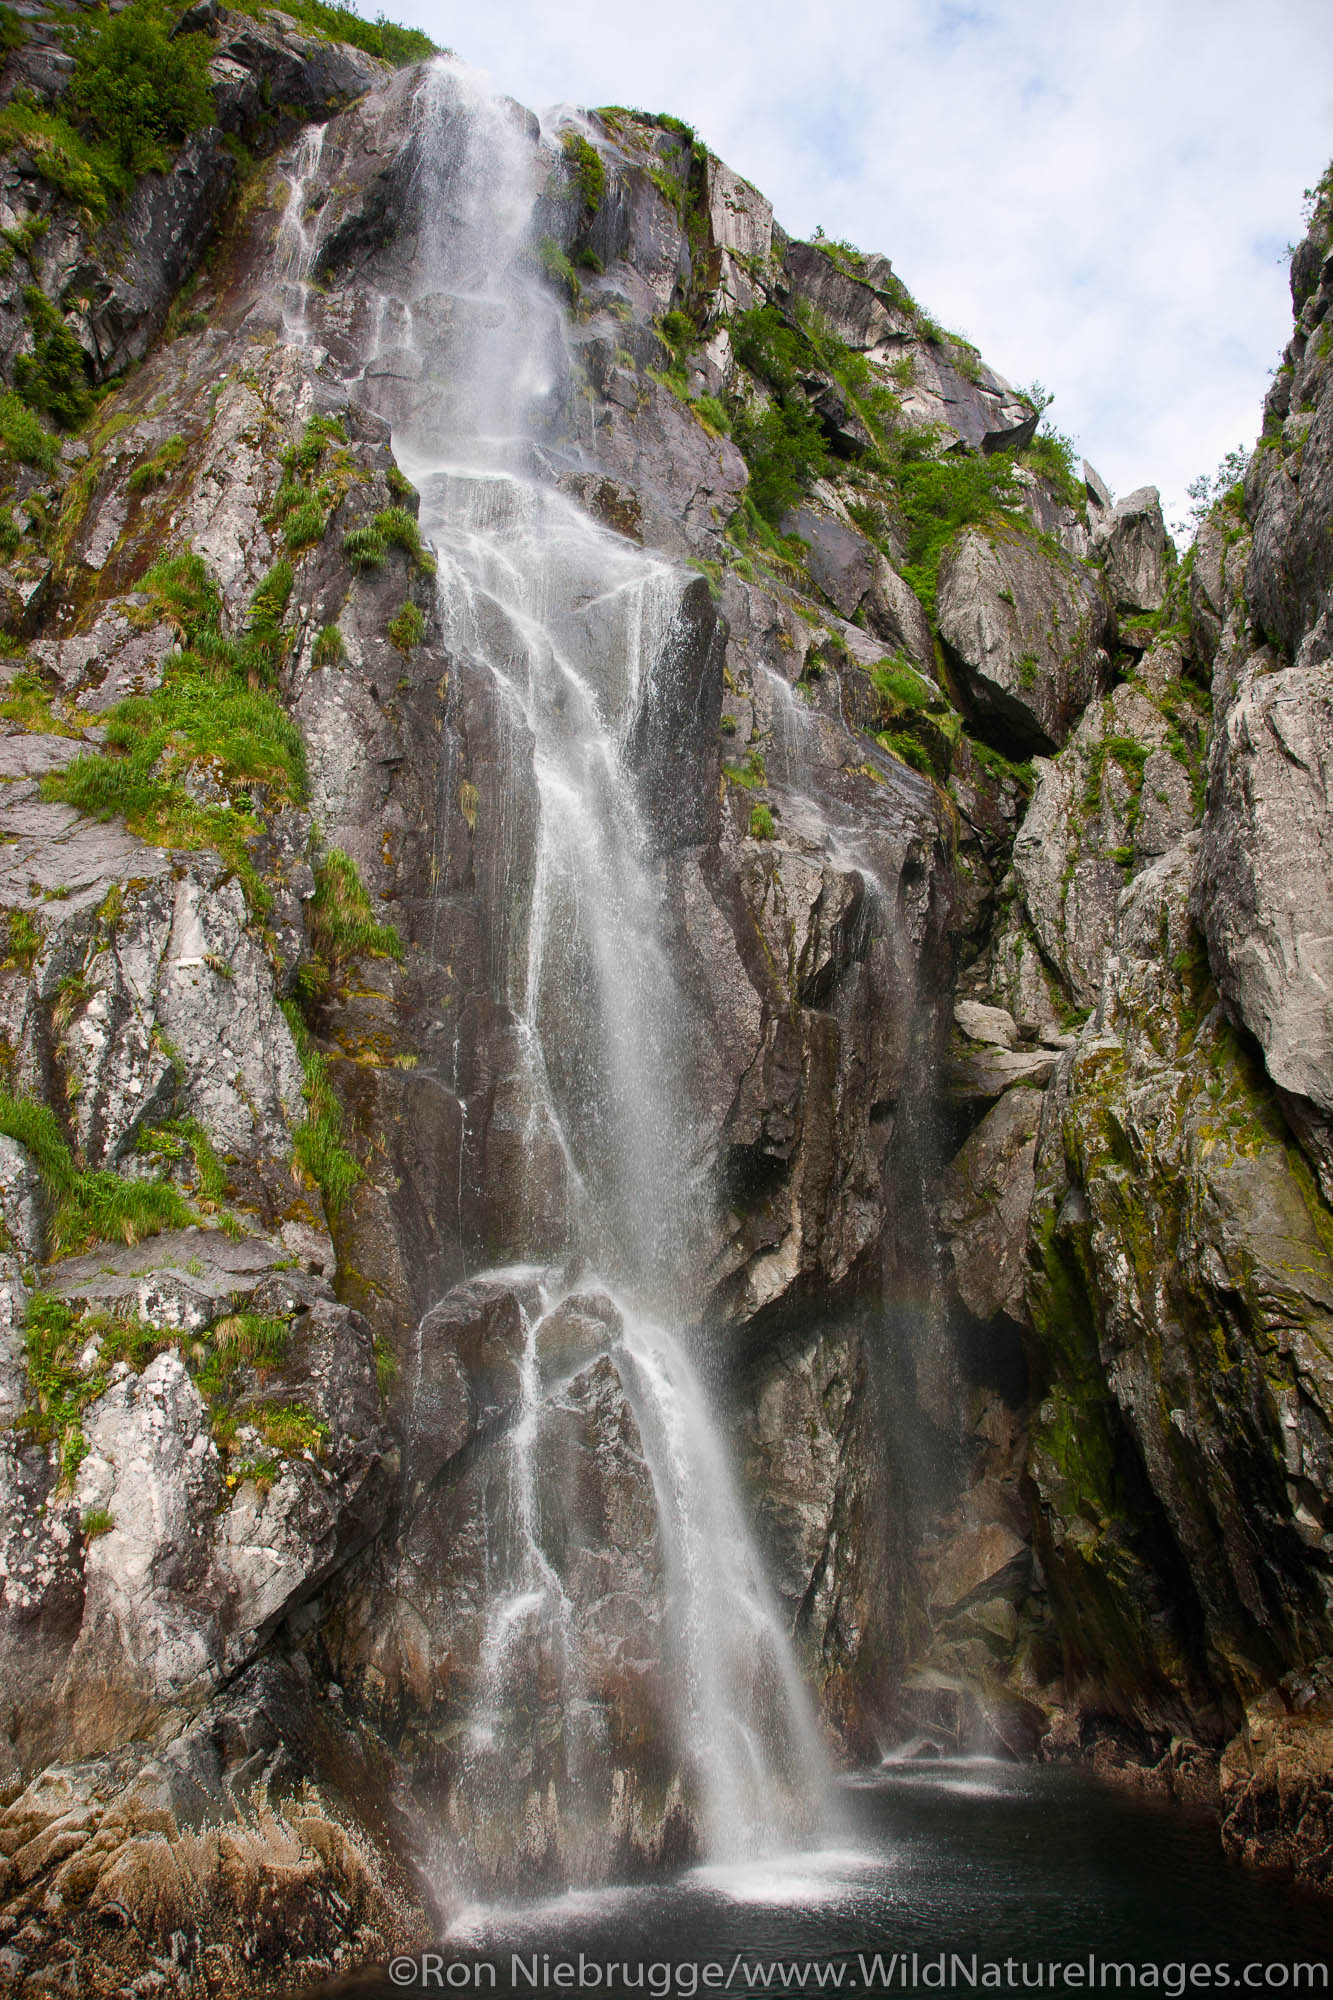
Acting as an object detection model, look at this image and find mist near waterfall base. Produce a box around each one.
[363,0,1333,532]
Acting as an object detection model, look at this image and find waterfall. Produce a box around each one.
[289,57,831,1884]
[276,121,328,337]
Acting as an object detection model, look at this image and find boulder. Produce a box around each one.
[937,525,1113,753]
[938,1085,1043,1323]
[953,1000,1020,1049]
[1092,485,1167,613]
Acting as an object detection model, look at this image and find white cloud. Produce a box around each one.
[379,0,1332,527]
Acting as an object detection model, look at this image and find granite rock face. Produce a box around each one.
[0,11,1328,1984]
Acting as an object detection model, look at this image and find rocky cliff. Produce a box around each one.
[0,3,1327,1987]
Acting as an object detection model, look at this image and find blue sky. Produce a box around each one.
[377,0,1332,532]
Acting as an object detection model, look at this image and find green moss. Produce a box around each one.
[1083,734,1149,820]
[963,735,1036,793]
[876,729,935,777]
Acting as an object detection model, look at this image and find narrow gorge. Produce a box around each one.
[0,4,1328,1991]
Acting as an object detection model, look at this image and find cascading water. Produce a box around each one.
[283,57,832,1888]
[276,122,328,337]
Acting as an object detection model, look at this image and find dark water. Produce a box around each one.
[312,1763,1333,1998]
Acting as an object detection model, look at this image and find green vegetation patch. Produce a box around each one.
[40,548,306,908]
[343,505,436,574]
[561,130,605,215]
[387,599,425,652]
[266,413,359,552]
[66,0,214,179]
[14,285,93,430]
[229,0,435,65]
[886,432,1026,623]
[0,1089,195,1257]
[281,998,362,1219]
[127,433,187,493]
[296,847,403,1004]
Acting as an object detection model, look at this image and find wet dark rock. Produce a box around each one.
[625,575,727,851]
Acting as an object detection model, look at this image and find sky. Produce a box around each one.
[378,0,1333,535]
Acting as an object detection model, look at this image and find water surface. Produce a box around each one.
[312,1761,1333,1996]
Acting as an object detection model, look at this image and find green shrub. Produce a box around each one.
[234,0,434,65]
[561,129,605,214]
[730,395,828,525]
[14,287,92,429]
[66,0,214,177]
[537,235,579,303]
[387,599,425,651]
[748,802,776,840]
[81,1507,115,1538]
[0,389,57,470]
[731,304,808,393]
[0,101,117,214]
[1021,426,1083,510]
[887,436,1025,622]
